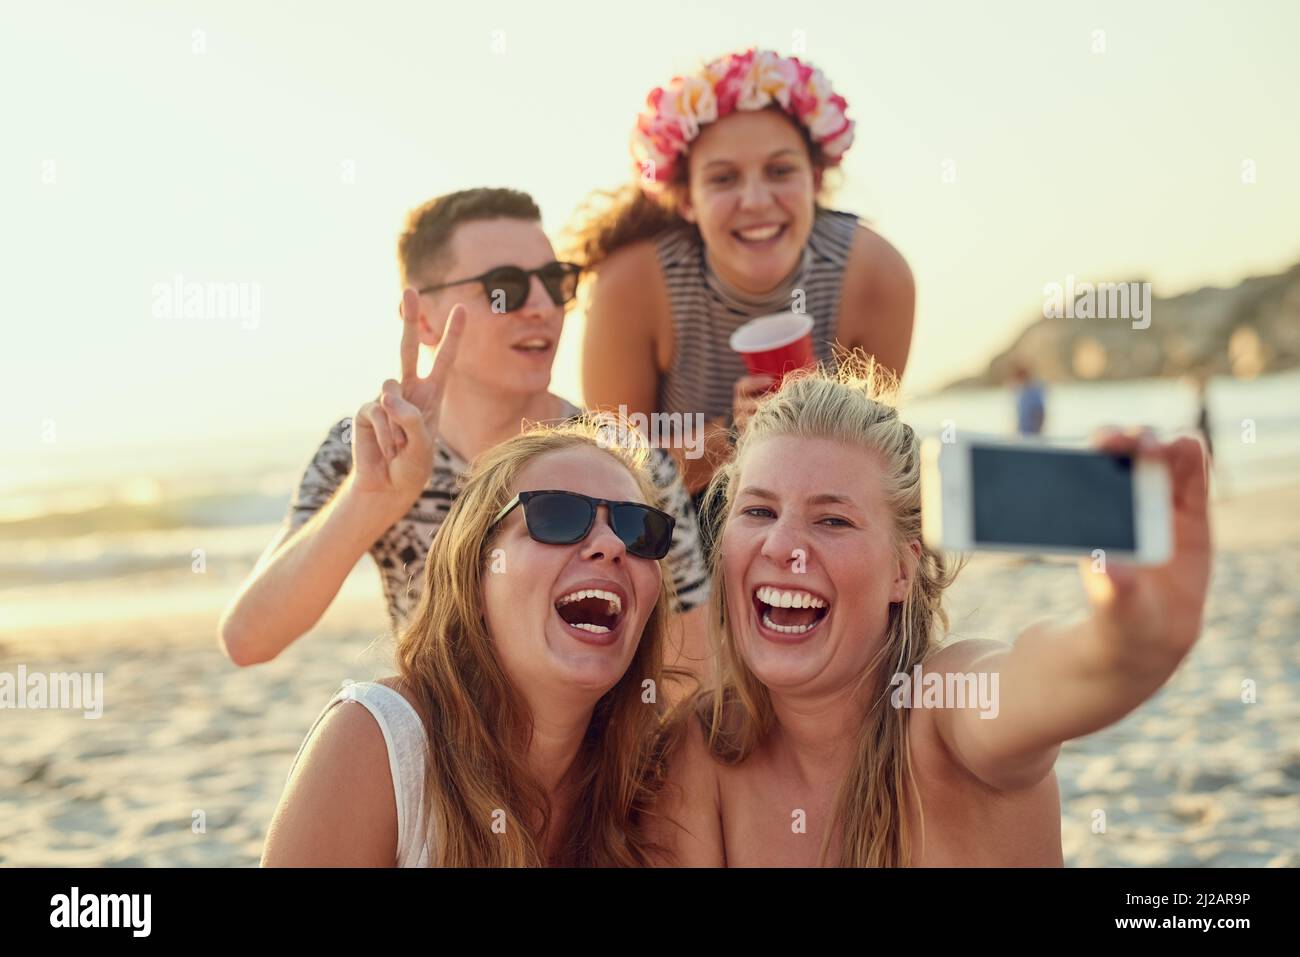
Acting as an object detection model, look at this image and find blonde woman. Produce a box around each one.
[263,420,687,866]
[659,354,1212,866]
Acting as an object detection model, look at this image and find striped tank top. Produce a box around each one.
[654,207,860,422]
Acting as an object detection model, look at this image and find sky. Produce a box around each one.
[3,0,1298,462]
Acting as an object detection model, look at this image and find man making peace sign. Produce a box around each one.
[219,188,710,669]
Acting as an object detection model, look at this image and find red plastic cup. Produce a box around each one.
[729,312,816,389]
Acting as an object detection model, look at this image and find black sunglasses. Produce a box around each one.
[488,490,675,560]
[418,261,582,313]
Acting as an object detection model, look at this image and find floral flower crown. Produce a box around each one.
[630,48,855,196]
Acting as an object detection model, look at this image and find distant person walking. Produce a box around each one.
[1010,361,1046,437]
[1190,371,1224,499]
[1193,373,1214,462]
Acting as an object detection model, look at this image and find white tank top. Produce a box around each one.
[289,679,431,867]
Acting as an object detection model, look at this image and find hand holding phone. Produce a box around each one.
[1078,430,1212,668]
[922,429,1212,669]
[921,432,1172,564]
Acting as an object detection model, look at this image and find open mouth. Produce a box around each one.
[732,223,788,246]
[751,584,830,638]
[512,337,554,355]
[554,588,625,641]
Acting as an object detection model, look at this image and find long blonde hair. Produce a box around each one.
[394,418,682,866]
[696,351,961,866]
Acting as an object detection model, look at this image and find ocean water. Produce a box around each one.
[1,371,1296,630]
[903,369,1300,492]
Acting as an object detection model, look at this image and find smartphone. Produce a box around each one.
[920,434,1172,564]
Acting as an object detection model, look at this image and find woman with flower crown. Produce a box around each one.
[566,48,916,512]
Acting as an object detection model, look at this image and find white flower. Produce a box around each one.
[737,50,798,111]
[671,76,718,139]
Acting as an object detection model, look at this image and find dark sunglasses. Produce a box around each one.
[488,490,675,560]
[418,261,582,313]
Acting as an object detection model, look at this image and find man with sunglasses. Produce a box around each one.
[219,188,710,668]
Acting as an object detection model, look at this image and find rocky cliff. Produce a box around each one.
[944,262,1300,389]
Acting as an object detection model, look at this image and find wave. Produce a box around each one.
[0,491,291,541]
[0,522,286,589]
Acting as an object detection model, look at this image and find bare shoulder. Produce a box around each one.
[925,637,1012,671]
[581,240,674,404]
[654,706,724,866]
[838,223,915,375]
[907,638,1014,781]
[261,688,399,867]
[906,644,1063,865]
[912,638,1061,790]
[670,706,721,781]
[584,242,671,342]
[909,638,1014,750]
[845,223,912,282]
[591,237,664,283]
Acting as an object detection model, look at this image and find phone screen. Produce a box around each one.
[971,446,1136,550]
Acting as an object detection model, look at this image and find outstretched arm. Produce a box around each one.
[931,433,1212,791]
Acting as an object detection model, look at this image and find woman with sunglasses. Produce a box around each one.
[656,355,1212,866]
[221,188,711,679]
[567,48,915,512]
[263,418,688,866]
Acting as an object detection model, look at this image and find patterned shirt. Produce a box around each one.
[285,398,711,633]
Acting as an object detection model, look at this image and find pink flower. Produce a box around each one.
[630,47,856,193]
[706,51,750,116]
[821,119,855,160]
[664,75,719,140]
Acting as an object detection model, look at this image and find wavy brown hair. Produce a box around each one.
[394,417,686,866]
[694,350,962,866]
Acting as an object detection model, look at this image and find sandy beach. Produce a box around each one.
[2,484,1298,867]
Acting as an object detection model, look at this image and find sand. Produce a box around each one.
[2,485,1298,867]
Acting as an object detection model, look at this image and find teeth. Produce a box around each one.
[737,225,782,241]
[556,588,623,615]
[569,622,611,634]
[755,586,826,609]
[515,339,550,350]
[760,610,816,635]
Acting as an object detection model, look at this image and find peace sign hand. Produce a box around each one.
[350,289,467,505]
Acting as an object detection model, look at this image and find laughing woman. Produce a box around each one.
[658,354,1212,866]
[262,420,685,866]
[567,48,915,505]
